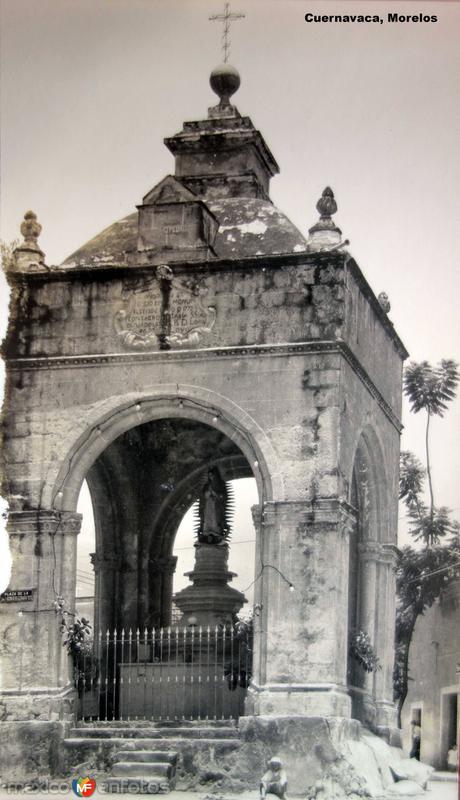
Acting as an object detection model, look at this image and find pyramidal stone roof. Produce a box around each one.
[61,64,308,268]
[61,199,307,268]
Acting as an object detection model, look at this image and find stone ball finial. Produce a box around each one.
[20,210,42,247]
[378,292,391,314]
[316,187,338,219]
[210,63,241,106]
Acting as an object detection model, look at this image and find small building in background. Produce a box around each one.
[402,579,460,770]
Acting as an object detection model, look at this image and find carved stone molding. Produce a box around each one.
[90,552,121,573]
[6,510,82,537]
[6,340,402,431]
[257,498,356,530]
[114,270,217,351]
[358,541,398,565]
[149,555,178,575]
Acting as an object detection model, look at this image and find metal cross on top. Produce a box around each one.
[209,2,245,64]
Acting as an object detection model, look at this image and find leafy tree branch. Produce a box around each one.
[394,359,459,724]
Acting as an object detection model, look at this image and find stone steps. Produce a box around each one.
[64,736,240,751]
[63,719,241,794]
[111,762,175,778]
[81,718,236,728]
[113,751,179,764]
[69,725,239,739]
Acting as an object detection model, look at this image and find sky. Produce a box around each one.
[1,0,459,596]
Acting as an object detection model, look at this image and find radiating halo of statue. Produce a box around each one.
[196,466,232,545]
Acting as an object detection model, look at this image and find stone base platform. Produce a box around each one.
[0,720,67,783]
[0,715,433,798]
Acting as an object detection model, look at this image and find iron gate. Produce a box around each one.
[75,624,252,722]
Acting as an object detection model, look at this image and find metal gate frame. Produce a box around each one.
[74,624,252,723]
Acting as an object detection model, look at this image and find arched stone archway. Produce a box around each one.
[347,428,398,734]
[45,385,283,514]
[82,415,257,634]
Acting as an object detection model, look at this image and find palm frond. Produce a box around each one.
[399,451,425,506]
[404,359,459,416]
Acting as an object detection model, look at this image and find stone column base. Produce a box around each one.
[0,686,75,782]
[376,700,401,746]
[0,721,68,783]
[0,684,76,722]
[246,683,352,717]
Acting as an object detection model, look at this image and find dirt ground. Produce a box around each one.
[0,780,457,800]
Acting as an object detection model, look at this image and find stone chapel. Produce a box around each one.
[0,60,408,790]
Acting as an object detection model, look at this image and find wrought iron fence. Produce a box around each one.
[74,624,252,723]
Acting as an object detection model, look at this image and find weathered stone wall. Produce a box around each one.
[3,254,404,401]
[343,259,404,415]
[1,243,405,776]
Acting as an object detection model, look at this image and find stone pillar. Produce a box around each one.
[159,556,177,627]
[119,551,138,630]
[0,510,81,720]
[375,543,399,735]
[90,551,121,636]
[247,499,354,718]
[358,542,379,686]
[355,541,399,736]
[147,555,178,628]
[355,541,380,728]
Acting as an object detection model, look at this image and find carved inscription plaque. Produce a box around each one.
[114,266,216,350]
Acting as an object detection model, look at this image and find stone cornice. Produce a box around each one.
[5,249,337,282]
[261,497,357,527]
[90,552,121,572]
[358,541,399,565]
[345,257,408,360]
[6,339,403,431]
[7,510,82,536]
[149,556,178,574]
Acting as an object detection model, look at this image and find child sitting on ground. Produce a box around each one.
[260,757,288,799]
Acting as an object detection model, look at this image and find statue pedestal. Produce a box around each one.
[174,543,246,628]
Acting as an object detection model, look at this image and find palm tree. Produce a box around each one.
[394,359,459,723]
[403,359,459,546]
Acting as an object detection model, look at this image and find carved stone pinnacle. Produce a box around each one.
[316,187,337,219]
[378,292,391,314]
[20,210,42,247]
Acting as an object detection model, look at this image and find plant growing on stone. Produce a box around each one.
[394,359,460,724]
[224,610,253,690]
[0,239,19,271]
[54,596,97,693]
[348,629,381,673]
